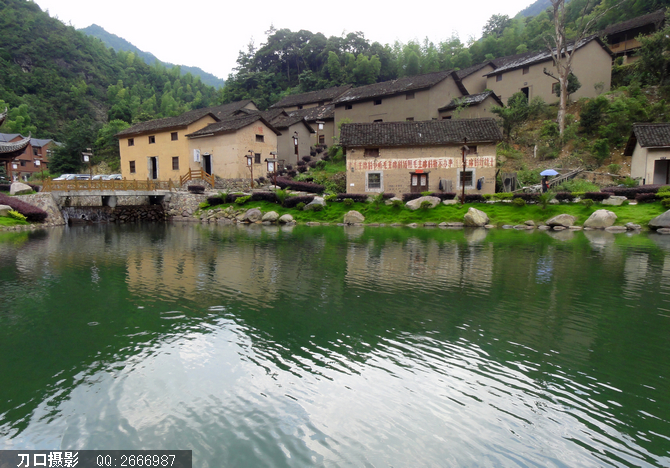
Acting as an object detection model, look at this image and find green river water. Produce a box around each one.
[0,223,669,467]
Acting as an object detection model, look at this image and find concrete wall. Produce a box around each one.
[187,122,278,180]
[334,78,464,131]
[119,115,218,181]
[630,145,670,184]
[487,40,612,104]
[460,64,495,94]
[345,143,497,195]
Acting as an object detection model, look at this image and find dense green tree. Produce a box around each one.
[49,117,100,174]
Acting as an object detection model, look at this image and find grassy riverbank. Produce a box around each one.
[203,200,667,228]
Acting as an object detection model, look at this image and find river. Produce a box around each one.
[0,223,669,467]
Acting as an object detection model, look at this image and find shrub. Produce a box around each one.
[464,194,485,203]
[325,194,337,202]
[420,200,433,210]
[591,139,610,162]
[308,161,317,168]
[0,184,10,192]
[285,165,293,170]
[513,197,526,206]
[302,155,312,162]
[608,164,621,174]
[555,192,575,202]
[198,201,210,210]
[297,166,308,173]
[283,195,314,208]
[188,185,205,194]
[315,160,326,170]
[258,177,266,183]
[310,150,317,157]
[251,192,278,203]
[583,192,611,201]
[287,170,298,178]
[513,193,540,202]
[7,210,27,221]
[234,195,251,205]
[635,193,657,203]
[310,204,324,212]
[296,202,306,210]
[557,179,600,193]
[343,198,354,207]
[297,160,306,166]
[581,198,595,207]
[315,146,324,154]
[275,189,289,205]
[662,198,670,209]
[336,193,369,202]
[391,199,404,208]
[207,196,224,206]
[402,193,423,203]
[657,185,670,195]
[601,185,661,199]
[0,193,48,222]
[275,177,325,194]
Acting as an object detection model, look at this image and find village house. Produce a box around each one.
[116,100,260,181]
[438,91,503,120]
[339,119,502,195]
[625,123,670,185]
[485,36,612,105]
[269,85,352,112]
[601,9,665,64]
[0,133,58,181]
[287,105,336,149]
[332,70,470,128]
[185,114,280,180]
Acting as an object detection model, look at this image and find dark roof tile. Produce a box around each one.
[116,108,217,137]
[287,104,335,121]
[186,114,281,138]
[269,85,352,108]
[625,123,670,155]
[340,118,502,147]
[602,9,665,37]
[438,91,503,111]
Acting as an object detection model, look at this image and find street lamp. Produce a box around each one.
[82,147,93,179]
[266,151,278,187]
[246,149,254,189]
[292,131,299,159]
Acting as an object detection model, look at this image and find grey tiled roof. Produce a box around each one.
[186,114,281,137]
[116,108,217,137]
[438,91,503,111]
[269,115,314,132]
[624,123,670,155]
[455,61,496,79]
[31,138,61,147]
[269,85,352,109]
[333,70,468,104]
[205,100,257,119]
[340,118,502,147]
[0,135,31,156]
[288,104,335,121]
[0,133,22,142]
[486,36,611,76]
[602,9,665,37]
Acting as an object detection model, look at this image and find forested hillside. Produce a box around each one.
[79,24,225,89]
[221,0,670,108]
[0,0,220,172]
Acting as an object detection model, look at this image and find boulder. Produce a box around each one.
[406,196,442,211]
[0,205,11,217]
[442,199,458,205]
[605,226,627,232]
[305,196,326,210]
[242,208,263,223]
[385,196,403,205]
[278,214,294,224]
[626,223,641,231]
[584,209,617,229]
[10,182,32,196]
[546,214,576,227]
[343,210,365,224]
[463,207,489,227]
[649,210,670,229]
[601,195,628,206]
[657,228,670,234]
[447,222,464,227]
[262,211,279,222]
[524,220,535,226]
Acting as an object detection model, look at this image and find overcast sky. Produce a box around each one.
[33,0,534,80]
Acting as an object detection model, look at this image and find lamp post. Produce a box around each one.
[461,137,468,206]
[82,147,93,179]
[292,131,299,161]
[266,151,278,187]
[246,149,254,189]
[316,120,324,147]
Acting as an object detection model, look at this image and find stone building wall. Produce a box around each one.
[19,193,66,225]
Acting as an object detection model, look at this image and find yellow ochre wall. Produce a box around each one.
[119,115,217,180]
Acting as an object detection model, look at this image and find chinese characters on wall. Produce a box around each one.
[348,156,495,172]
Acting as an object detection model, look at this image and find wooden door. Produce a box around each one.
[411,173,428,193]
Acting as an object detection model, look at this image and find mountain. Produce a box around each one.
[516,0,554,18]
[79,24,225,89]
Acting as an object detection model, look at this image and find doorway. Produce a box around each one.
[148,157,158,180]
[653,159,670,185]
[520,87,529,101]
[410,173,428,193]
[203,153,212,175]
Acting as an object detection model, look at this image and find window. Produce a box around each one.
[345,104,353,110]
[364,148,380,158]
[148,135,156,144]
[128,138,134,146]
[468,145,478,155]
[318,134,325,145]
[459,169,474,188]
[367,172,382,191]
[406,117,414,121]
[496,74,503,82]
[522,66,529,75]
[443,116,452,120]
[20,160,27,166]
[256,134,264,142]
[374,99,382,106]
[297,105,303,109]
[171,132,178,141]
[406,92,415,100]
[254,153,261,164]
[373,119,383,123]
[129,161,136,173]
[172,157,179,170]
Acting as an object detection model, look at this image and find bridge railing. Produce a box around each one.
[41,178,178,192]
[180,169,215,187]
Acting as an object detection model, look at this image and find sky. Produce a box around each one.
[33,0,535,80]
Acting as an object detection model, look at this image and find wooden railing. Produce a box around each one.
[42,178,177,192]
[180,169,215,187]
[547,168,583,189]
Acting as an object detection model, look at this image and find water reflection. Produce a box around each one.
[0,224,669,466]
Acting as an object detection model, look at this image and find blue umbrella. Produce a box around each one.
[540,169,559,176]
